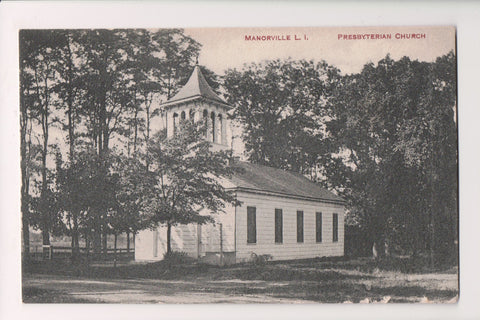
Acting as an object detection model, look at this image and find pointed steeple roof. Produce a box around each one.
[161,65,230,109]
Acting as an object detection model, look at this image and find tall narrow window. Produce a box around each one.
[173,112,179,134]
[211,111,216,142]
[275,209,283,243]
[333,213,339,242]
[297,210,304,243]
[247,206,256,244]
[181,110,186,120]
[316,212,322,243]
[218,114,223,145]
[203,109,209,139]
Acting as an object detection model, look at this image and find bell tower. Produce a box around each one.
[161,65,232,151]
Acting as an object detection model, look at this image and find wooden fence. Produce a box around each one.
[28,245,135,261]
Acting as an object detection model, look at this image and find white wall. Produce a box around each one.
[235,191,345,262]
[135,191,344,263]
[135,203,235,261]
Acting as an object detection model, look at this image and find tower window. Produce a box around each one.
[218,114,223,145]
[173,112,179,134]
[211,111,216,142]
[202,110,209,139]
[181,111,186,120]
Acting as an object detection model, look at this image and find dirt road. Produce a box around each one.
[23,273,316,303]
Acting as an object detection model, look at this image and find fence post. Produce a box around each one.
[42,245,52,260]
[219,223,224,266]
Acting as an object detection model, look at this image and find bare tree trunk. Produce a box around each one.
[113,233,117,268]
[71,214,80,262]
[126,231,130,252]
[21,114,31,263]
[42,230,50,260]
[144,93,152,171]
[42,70,50,247]
[167,223,172,254]
[93,220,102,254]
[22,216,30,263]
[40,131,50,250]
[430,204,436,269]
[372,217,385,260]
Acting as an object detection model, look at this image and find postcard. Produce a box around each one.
[16,26,458,305]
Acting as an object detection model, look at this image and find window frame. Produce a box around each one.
[333,213,339,242]
[275,208,283,244]
[247,206,257,244]
[296,210,304,243]
[316,212,322,243]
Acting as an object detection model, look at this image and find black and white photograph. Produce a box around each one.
[16,25,459,304]
[4,2,480,319]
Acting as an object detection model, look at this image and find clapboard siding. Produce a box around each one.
[135,204,235,261]
[135,229,159,260]
[135,192,344,263]
[235,191,344,262]
[135,225,198,260]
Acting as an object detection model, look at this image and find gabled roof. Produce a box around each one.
[229,161,345,204]
[161,65,230,108]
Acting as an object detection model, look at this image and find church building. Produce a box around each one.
[135,65,345,264]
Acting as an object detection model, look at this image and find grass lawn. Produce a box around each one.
[22,256,458,304]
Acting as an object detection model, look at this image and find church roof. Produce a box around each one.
[229,161,345,204]
[161,65,230,108]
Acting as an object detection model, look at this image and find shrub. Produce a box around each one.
[162,251,194,265]
[250,253,273,265]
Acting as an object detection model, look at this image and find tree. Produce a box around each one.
[75,29,136,254]
[50,30,86,258]
[393,52,457,265]
[109,152,152,253]
[224,59,340,176]
[20,31,39,260]
[144,121,240,254]
[19,30,66,250]
[324,53,457,263]
[151,29,202,100]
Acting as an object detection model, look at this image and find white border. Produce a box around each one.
[1,1,479,320]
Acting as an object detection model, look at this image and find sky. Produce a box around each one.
[183,26,455,157]
[185,26,455,75]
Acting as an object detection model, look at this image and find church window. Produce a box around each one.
[211,111,216,143]
[333,213,339,242]
[217,114,223,145]
[247,206,256,244]
[316,212,322,243]
[173,112,179,134]
[297,210,304,243]
[275,209,283,243]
